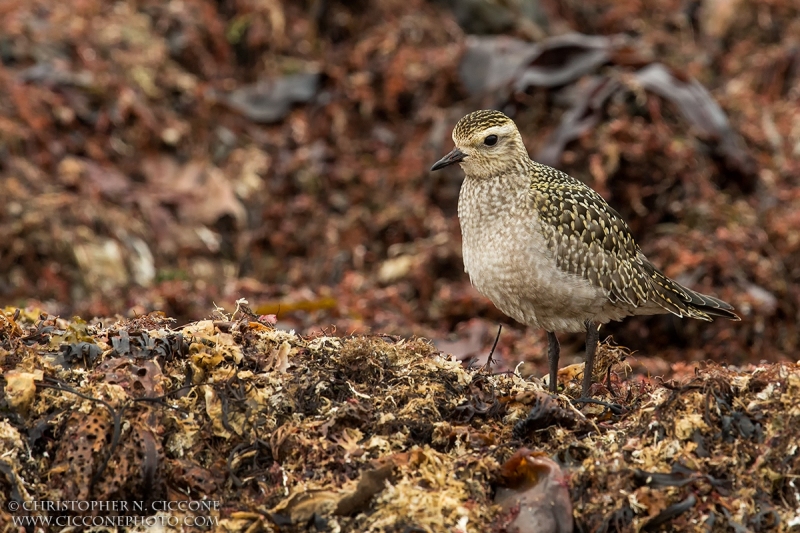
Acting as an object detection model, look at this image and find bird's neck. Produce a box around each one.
[463,157,531,186]
[458,165,531,228]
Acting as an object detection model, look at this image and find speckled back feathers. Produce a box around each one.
[527,161,736,320]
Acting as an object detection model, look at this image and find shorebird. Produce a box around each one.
[431,110,739,397]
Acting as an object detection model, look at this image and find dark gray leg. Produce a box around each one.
[547,331,559,393]
[582,321,600,397]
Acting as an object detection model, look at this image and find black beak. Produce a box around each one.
[430,148,467,171]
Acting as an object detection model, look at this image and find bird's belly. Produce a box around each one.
[463,225,608,332]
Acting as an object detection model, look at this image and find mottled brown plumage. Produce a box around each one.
[431,109,739,397]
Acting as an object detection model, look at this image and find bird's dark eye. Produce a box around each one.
[484,135,498,146]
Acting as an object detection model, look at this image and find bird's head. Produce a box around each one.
[430,110,527,178]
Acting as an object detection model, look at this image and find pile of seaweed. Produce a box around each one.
[1,306,797,532]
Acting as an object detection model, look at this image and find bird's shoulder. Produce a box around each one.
[525,161,650,306]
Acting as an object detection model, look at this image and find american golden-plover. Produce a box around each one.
[431,110,739,397]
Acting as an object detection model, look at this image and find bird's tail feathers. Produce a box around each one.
[642,261,740,321]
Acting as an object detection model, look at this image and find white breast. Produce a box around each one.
[458,177,609,332]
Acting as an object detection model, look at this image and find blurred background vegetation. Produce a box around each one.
[0,0,798,376]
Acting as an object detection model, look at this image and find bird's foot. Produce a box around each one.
[571,397,626,416]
